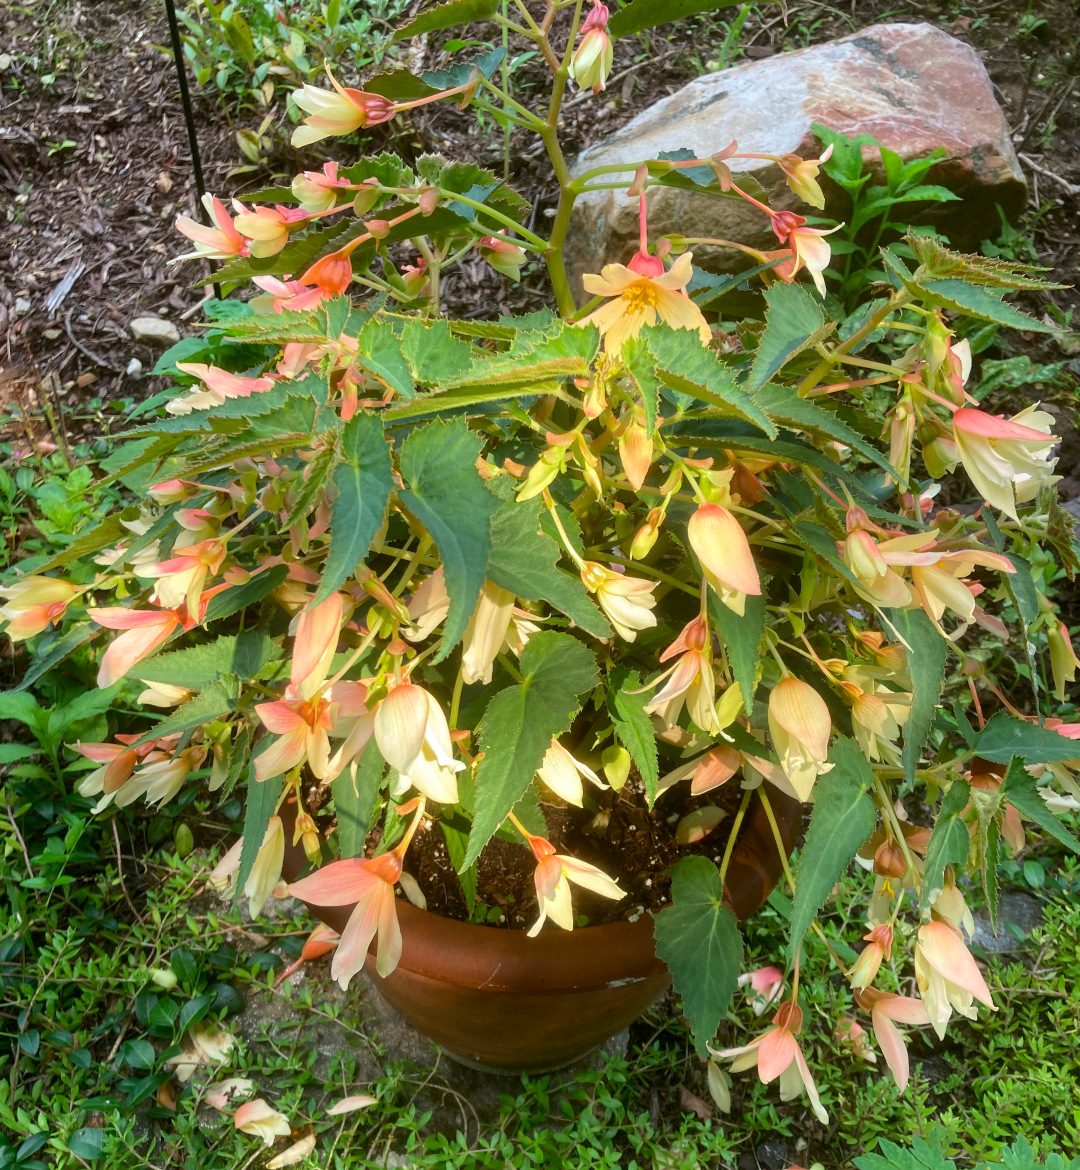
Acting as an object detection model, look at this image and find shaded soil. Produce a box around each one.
[2,0,1078,457]
[394,776,746,928]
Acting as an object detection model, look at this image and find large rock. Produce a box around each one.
[565,22,1025,302]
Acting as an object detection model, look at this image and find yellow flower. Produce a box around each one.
[578,252,711,355]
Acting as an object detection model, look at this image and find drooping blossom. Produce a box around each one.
[232,204,311,257]
[618,415,653,490]
[848,923,893,991]
[72,732,179,805]
[579,561,658,641]
[210,816,286,917]
[738,965,784,1016]
[0,575,81,641]
[167,362,275,416]
[110,744,207,811]
[173,194,249,262]
[914,919,995,1039]
[254,594,345,782]
[932,876,975,940]
[710,1000,828,1124]
[644,615,718,734]
[569,2,613,93]
[656,744,741,797]
[287,799,427,986]
[1048,619,1080,701]
[767,210,840,296]
[834,1016,876,1063]
[841,667,910,764]
[952,405,1059,522]
[233,1099,292,1146]
[477,236,527,281]
[687,503,760,616]
[291,161,353,211]
[399,256,430,298]
[853,988,929,1092]
[405,567,451,641]
[578,252,711,355]
[291,68,397,146]
[525,831,624,935]
[768,677,833,801]
[777,145,833,209]
[88,595,223,688]
[373,682,464,804]
[461,582,516,684]
[137,537,227,615]
[536,739,608,806]
[136,680,192,708]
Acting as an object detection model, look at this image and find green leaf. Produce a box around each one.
[204,565,288,624]
[639,324,776,435]
[893,608,948,784]
[131,677,239,747]
[1001,757,1080,853]
[707,590,763,715]
[620,336,661,436]
[608,0,741,38]
[139,632,278,689]
[314,413,394,605]
[920,780,971,908]
[749,282,835,390]
[789,738,876,958]
[906,233,1061,291]
[440,815,477,913]
[757,384,895,477]
[399,420,499,659]
[0,743,38,763]
[651,856,742,1056]
[235,761,284,908]
[394,0,499,41]
[68,1128,105,1161]
[486,498,610,638]
[916,279,1055,332]
[13,623,98,693]
[332,738,383,859]
[607,668,659,804]
[462,632,597,869]
[972,712,1080,764]
[31,515,126,573]
[400,318,474,384]
[355,318,414,398]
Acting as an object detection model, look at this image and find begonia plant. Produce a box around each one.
[6,0,1079,1123]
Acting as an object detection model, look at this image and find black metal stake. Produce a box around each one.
[163,0,223,301]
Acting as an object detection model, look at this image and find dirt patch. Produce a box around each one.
[398,774,747,928]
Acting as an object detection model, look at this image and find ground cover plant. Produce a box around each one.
[2,0,1079,1166]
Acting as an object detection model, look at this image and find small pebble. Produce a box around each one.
[126,358,144,378]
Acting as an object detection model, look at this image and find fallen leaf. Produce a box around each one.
[155,172,174,194]
[678,1084,713,1121]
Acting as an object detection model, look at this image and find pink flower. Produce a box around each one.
[768,210,840,296]
[87,603,195,687]
[290,68,396,146]
[711,1000,828,1124]
[848,923,893,991]
[914,920,995,1039]
[168,362,275,415]
[477,236,527,281]
[232,204,310,258]
[233,1098,291,1145]
[569,1,612,93]
[738,965,784,1016]
[952,405,1059,522]
[834,1016,876,1063]
[289,851,403,986]
[291,162,353,212]
[137,538,227,615]
[854,987,929,1092]
[645,616,718,734]
[174,194,249,262]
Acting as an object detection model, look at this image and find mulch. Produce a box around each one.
[1,0,1077,448]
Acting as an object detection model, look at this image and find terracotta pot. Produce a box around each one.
[280,789,800,1072]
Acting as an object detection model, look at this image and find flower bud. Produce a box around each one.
[569,2,612,94]
[477,236,526,281]
[601,744,631,791]
[516,447,563,502]
[630,508,662,560]
[418,187,439,216]
[618,416,653,491]
[365,218,390,239]
[174,822,195,858]
[919,421,960,479]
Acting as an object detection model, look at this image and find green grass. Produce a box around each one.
[3,787,1080,1169]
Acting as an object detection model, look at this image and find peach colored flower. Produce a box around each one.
[952,405,1059,521]
[687,504,760,616]
[167,362,275,415]
[579,561,657,641]
[373,682,464,804]
[578,252,711,355]
[569,2,613,93]
[232,204,310,258]
[854,987,929,1092]
[291,68,396,146]
[914,919,995,1039]
[768,677,833,801]
[711,1000,828,1124]
[210,816,286,917]
[0,575,80,641]
[738,965,784,1016]
[768,210,840,296]
[645,615,718,734]
[536,739,607,806]
[527,832,624,935]
[174,194,248,262]
[291,161,353,211]
[233,1099,291,1146]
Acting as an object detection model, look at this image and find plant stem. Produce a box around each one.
[717,788,753,888]
[758,787,797,896]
